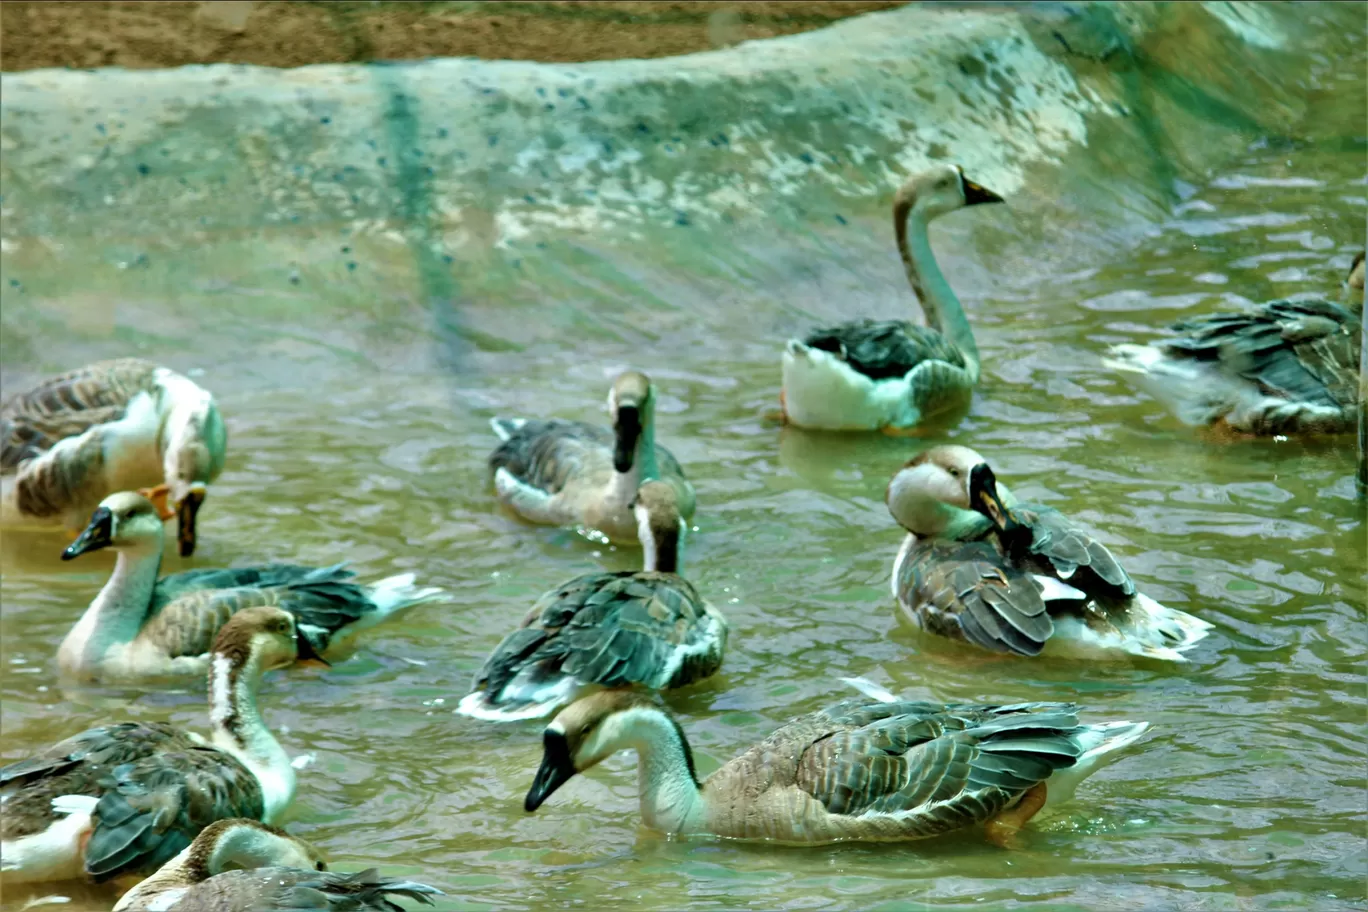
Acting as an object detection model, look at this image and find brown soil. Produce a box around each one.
[0,1,910,72]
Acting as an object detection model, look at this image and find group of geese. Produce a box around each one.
[2,162,1363,909]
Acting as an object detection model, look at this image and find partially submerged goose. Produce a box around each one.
[489,370,696,545]
[57,490,445,683]
[459,481,725,721]
[525,690,1148,846]
[886,445,1211,661]
[1,607,301,883]
[1103,251,1364,436]
[113,818,442,912]
[781,164,1004,434]
[1,358,227,555]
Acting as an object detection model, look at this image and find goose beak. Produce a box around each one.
[176,483,207,557]
[294,630,332,667]
[63,507,114,560]
[961,175,1004,206]
[525,730,577,812]
[969,463,1020,532]
[612,405,643,474]
[137,484,176,522]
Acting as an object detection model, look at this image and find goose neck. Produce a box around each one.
[60,545,163,674]
[620,708,705,833]
[207,649,294,819]
[898,205,980,376]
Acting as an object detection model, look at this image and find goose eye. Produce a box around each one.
[947,468,959,478]
[579,723,593,736]
[316,861,326,871]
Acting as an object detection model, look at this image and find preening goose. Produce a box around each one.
[886,446,1211,661]
[1,607,301,884]
[524,690,1149,846]
[56,491,446,683]
[488,370,696,545]
[1103,250,1364,436]
[113,818,442,912]
[781,164,1004,434]
[1,358,226,555]
[458,481,726,721]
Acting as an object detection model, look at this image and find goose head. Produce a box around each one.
[895,164,1004,222]
[607,371,655,473]
[632,480,684,573]
[525,691,677,812]
[188,818,326,878]
[210,606,314,674]
[885,445,1020,537]
[62,489,173,560]
[162,394,227,558]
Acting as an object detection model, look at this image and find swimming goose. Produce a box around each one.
[458,481,725,721]
[488,370,696,545]
[781,164,1004,434]
[886,445,1211,661]
[1,607,301,883]
[524,690,1148,846]
[1103,251,1364,436]
[1,358,227,555]
[113,818,442,912]
[57,490,446,683]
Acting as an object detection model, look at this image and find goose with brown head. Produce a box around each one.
[56,491,443,684]
[487,369,697,545]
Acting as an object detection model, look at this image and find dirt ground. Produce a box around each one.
[0,1,910,71]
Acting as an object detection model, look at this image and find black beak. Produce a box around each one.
[63,507,114,560]
[295,629,332,666]
[524,730,577,812]
[612,404,643,474]
[177,487,206,557]
[961,174,1005,206]
[968,463,1020,532]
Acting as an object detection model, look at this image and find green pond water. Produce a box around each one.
[2,18,1366,912]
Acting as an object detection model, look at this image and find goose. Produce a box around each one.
[458,481,725,721]
[57,490,446,683]
[1,607,302,884]
[885,445,1211,661]
[488,370,696,545]
[113,818,442,912]
[780,164,1004,434]
[1,358,227,556]
[524,690,1149,847]
[1103,250,1364,436]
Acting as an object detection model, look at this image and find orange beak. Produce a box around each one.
[137,484,176,522]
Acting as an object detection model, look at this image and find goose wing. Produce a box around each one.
[897,539,1055,656]
[1,359,160,471]
[802,319,967,381]
[1010,505,1135,600]
[0,723,190,841]
[83,745,265,881]
[474,571,725,706]
[182,867,441,911]
[144,564,374,657]
[790,700,1090,834]
[1162,298,1358,409]
[489,419,614,495]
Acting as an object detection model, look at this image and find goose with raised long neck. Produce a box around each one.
[56,490,446,683]
[886,445,1212,661]
[524,690,1149,847]
[1,358,227,555]
[113,818,443,912]
[0,607,302,884]
[781,164,1004,434]
[1103,249,1363,436]
[488,369,696,545]
[459,481,726,721]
